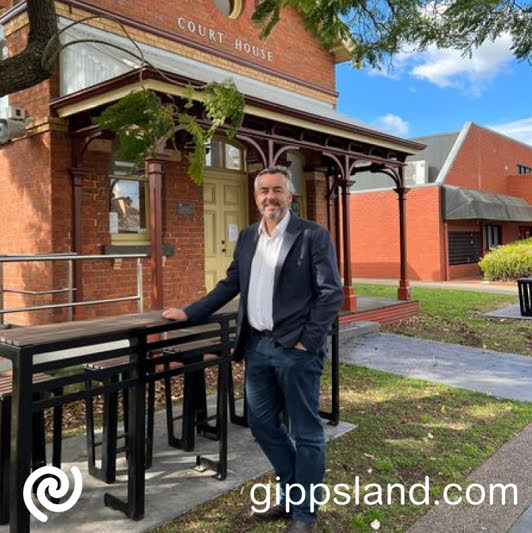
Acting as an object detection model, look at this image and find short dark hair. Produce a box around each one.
[254,166,295,193]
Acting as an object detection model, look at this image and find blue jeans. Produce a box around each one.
[245,330,325,523]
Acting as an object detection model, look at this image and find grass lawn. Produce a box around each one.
[354,284,532,357]
[149,363,532,533]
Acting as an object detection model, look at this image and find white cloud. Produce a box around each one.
[490,117,532,146]
[369,34,514,95]
[409,35,514,94]
[373,114,410,137]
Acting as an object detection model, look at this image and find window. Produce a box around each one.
[483,224,502,251]
[519,226,532,240]
[109,158,150,245]
[212,0,243,18]
[448,232,481,265]
[206,139,244,171]
[286,151,306,218]
[0,24,8,117]
[517,164,532,175]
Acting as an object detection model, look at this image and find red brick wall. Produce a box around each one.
[69,0,335,92]
[502,223,527,244]
[350,186,445,281]
[162,158,206,306]
[0,133,57,325]
[69,150,206,320]
[0,132,207,325]
[507,175,532,204]
[445,124,532,195]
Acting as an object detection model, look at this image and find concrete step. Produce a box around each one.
[338,320,380,344]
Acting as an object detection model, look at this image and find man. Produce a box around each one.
[163,166,343,532]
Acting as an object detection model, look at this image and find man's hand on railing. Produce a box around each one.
[162,308,188,321]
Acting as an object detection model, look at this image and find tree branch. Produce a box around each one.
[0,0,59,98]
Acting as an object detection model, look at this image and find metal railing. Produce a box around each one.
[0,253,147,323]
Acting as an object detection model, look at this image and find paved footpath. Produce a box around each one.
[342,333,532,533]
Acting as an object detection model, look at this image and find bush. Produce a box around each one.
[479,238,532,280]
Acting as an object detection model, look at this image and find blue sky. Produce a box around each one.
[335,36,532,145]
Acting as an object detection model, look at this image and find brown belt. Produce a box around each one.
[251,327,274,338]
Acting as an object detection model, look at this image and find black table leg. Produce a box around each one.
[330,320,340,426]
[319,319,340,426]
[104,338,145,520]
[10,352,33,533]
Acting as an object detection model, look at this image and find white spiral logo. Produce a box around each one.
[23,466,83,523]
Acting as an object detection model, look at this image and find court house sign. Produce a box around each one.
[176,16,275,63]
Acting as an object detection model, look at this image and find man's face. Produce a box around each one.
[255,173,293,223]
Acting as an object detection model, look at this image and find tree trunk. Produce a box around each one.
[0,0,58,98]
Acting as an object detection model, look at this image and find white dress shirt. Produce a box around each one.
[247,211,291,331]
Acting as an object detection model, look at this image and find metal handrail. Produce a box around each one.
[0,253,147,323]
[2,288,73,295]
[0,254,146,262]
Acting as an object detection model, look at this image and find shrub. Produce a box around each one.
[479,238,532,280]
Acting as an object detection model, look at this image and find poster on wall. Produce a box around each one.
[228,223,239,242]
[109,212,119,234]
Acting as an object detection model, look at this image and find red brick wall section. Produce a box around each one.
[69,152,206,319]
[49,129,74,323]
[501,223,526,245]
[162,158,206,306]
[507,175,532,204]
[445,124,532,195]
[0,133,55,325]
[72,0,335,92]
[449,263,481,279]
[350,186,445,281]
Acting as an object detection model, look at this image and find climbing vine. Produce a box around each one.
[93,80,244,185]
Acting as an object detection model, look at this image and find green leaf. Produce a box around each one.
[93,80,244,186]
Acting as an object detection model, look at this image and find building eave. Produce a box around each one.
[50,68,424,155]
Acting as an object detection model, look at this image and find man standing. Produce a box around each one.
[163,166,343,532]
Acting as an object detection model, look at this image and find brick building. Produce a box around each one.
[0,0,424,326]
[350,122,532,281]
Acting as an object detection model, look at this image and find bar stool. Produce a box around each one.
[161,345,223,452]
[155,343,229,479]
[83,356,162,483]
[0,373,63,525]
[83,339,229,483]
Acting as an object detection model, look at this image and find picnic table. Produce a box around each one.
[0,310,234,533]
[0,308,339,533]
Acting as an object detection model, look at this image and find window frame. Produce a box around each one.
[109,161,151,246]
[0,24,8,117]
[517,164,532,175]
[212,0,244,19]
[483,224,502,251]
[518,226,532,240]
[205,138,246,173]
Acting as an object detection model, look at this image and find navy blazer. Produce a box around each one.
[184,212,344,361]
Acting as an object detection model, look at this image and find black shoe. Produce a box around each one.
[283,520,318,532]
[252,503,292,521]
